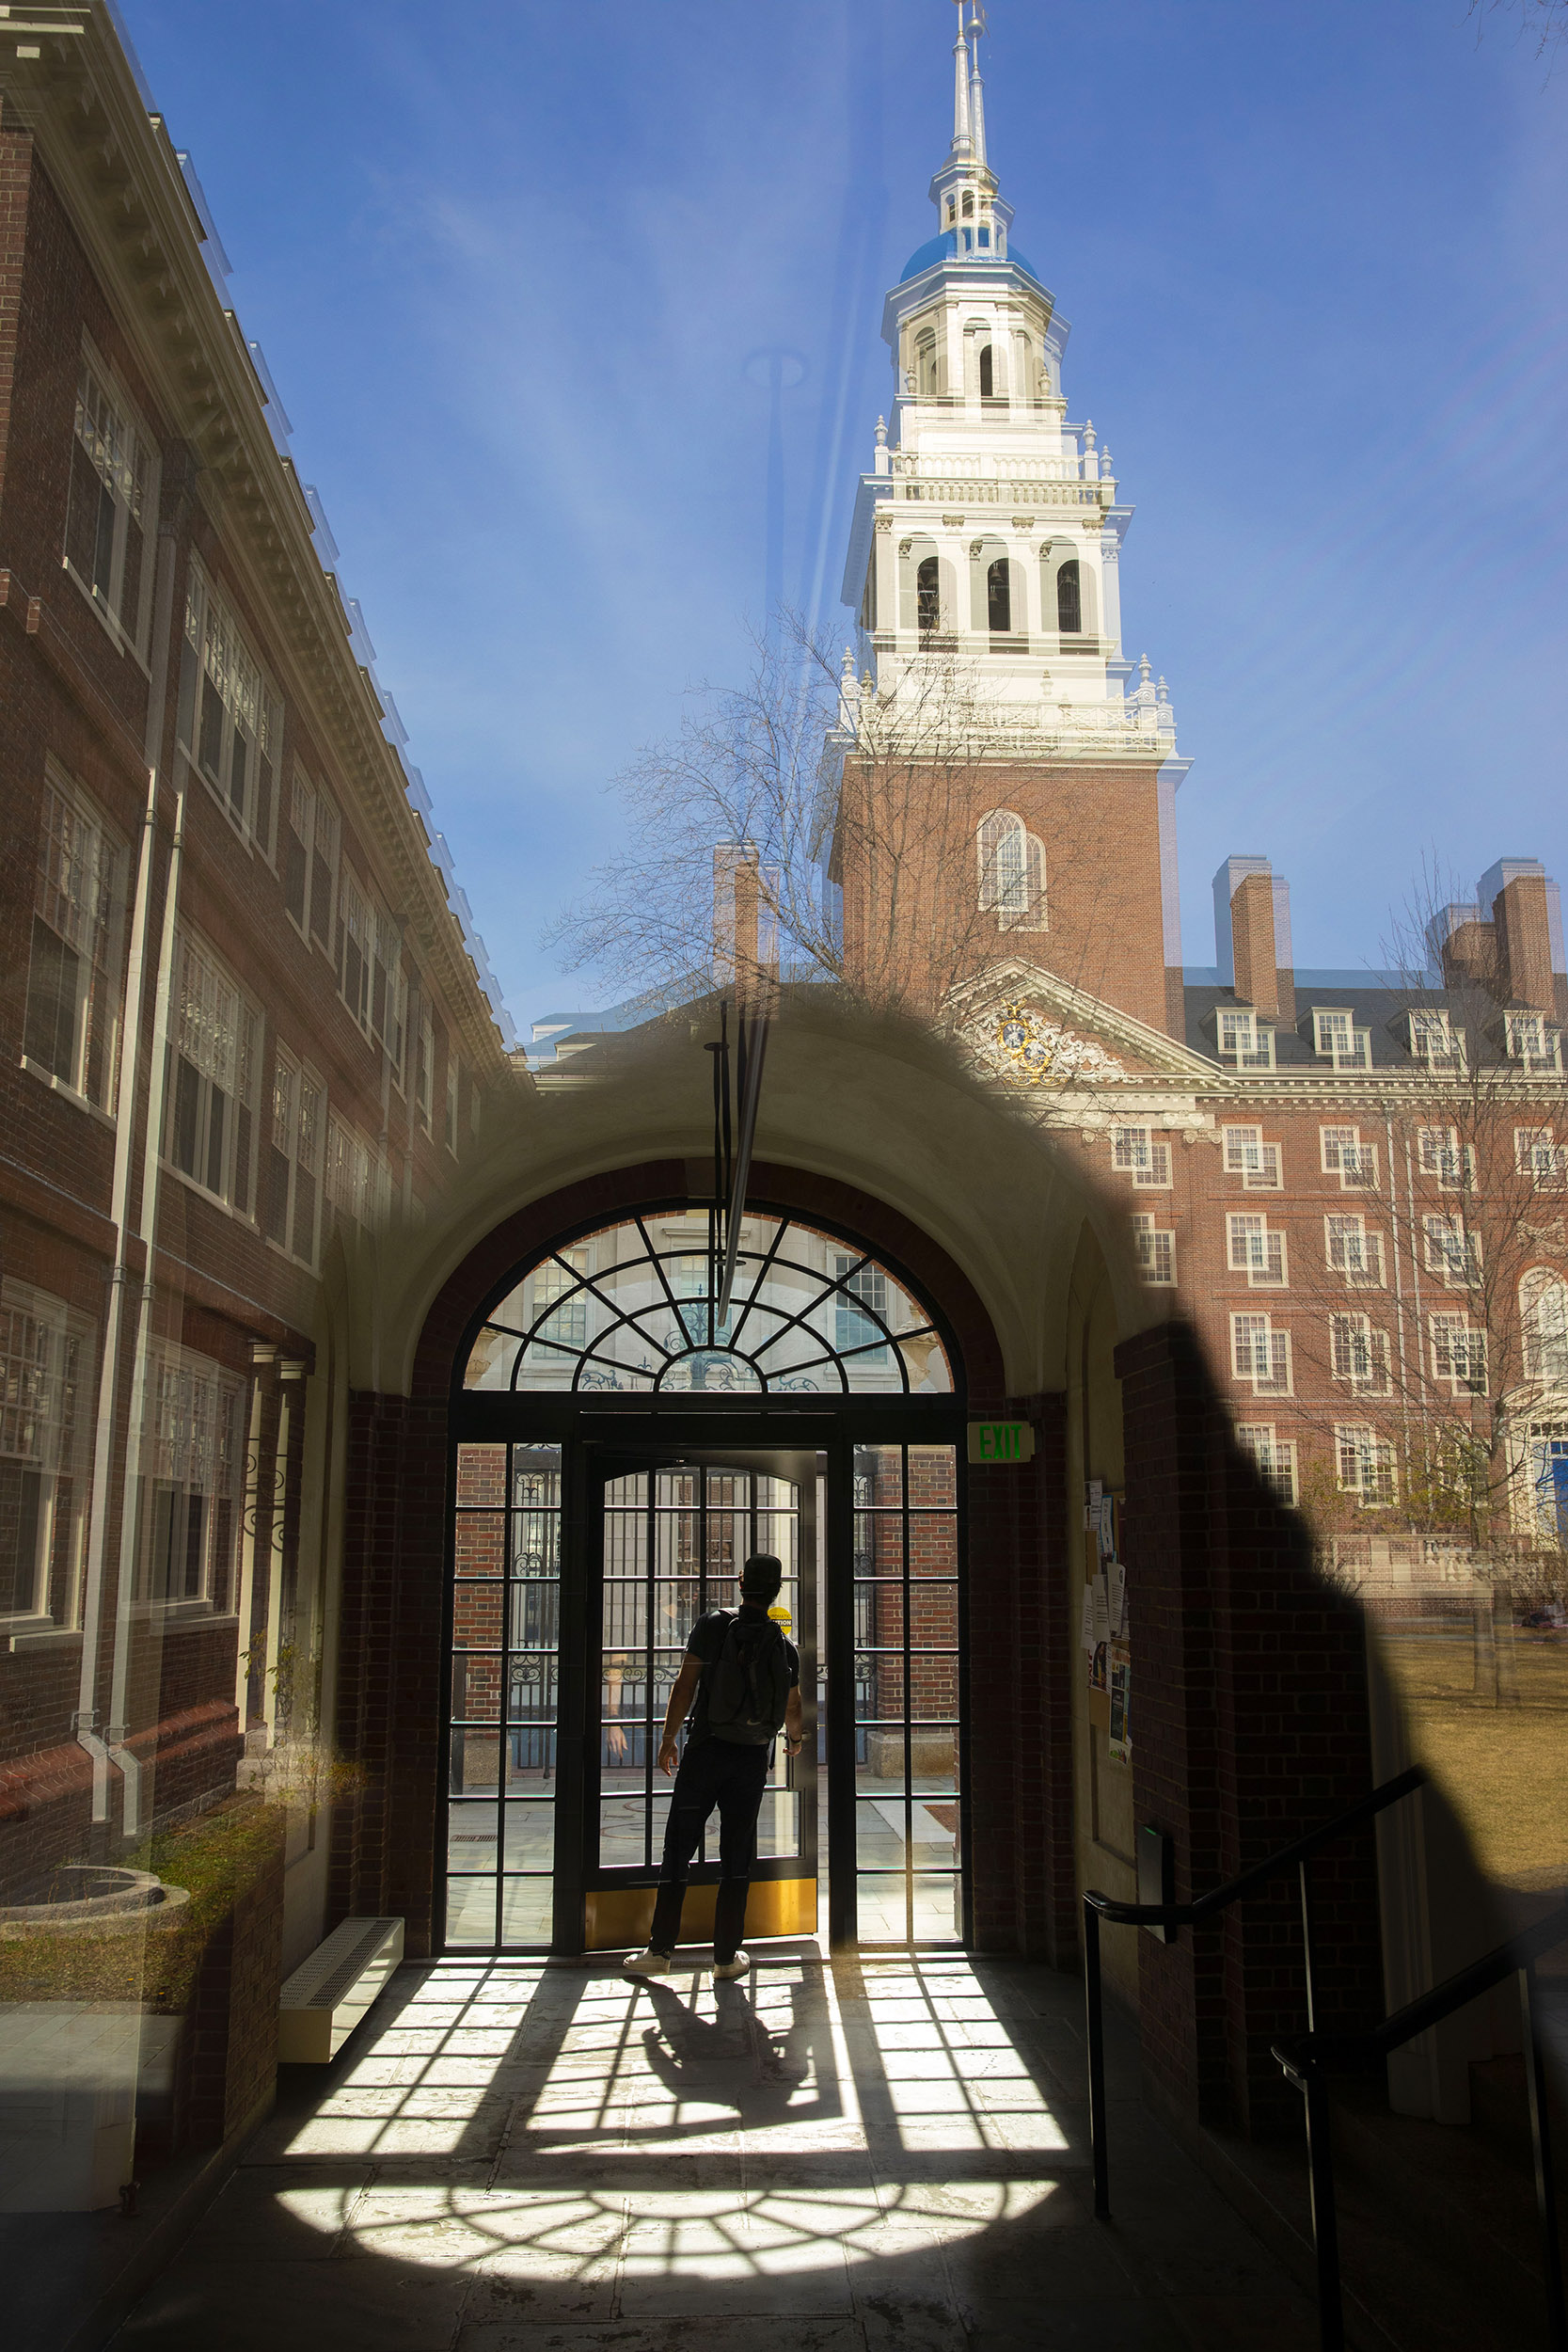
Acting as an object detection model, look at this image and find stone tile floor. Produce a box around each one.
[109,1949,1320,2351]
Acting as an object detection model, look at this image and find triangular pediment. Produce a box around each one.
[949,956,1218,1087]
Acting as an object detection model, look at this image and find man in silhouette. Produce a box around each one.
[625,1551,803,1980]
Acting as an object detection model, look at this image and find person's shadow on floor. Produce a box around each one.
[631,1973,818,2133]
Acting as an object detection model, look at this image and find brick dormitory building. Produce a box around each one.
[1,8,1563,2340]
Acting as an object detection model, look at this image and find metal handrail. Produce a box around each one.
[1082,1764,1427,2223]
[1273,1896,1568,2352]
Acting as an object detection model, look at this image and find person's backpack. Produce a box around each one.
[705,1611,792,1746]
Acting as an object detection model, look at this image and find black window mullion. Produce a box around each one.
[643,1472,656,1871]
[903,1452,914,1947]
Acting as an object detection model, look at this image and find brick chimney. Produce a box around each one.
[1230,871,1280,1022]
[1488,867,1556,1013]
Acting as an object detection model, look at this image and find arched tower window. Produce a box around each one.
[961,190,974,217]
[978,344,993,398]
[977,811,1047,929]
[914,329,939,397]
[917,556,941,637]
[987,557,1011,633]
[1056,559,1082,635]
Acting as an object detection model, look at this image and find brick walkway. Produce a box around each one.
[110,1950,1318,2350]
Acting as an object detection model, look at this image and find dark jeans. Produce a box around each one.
[647,1737,769,1963]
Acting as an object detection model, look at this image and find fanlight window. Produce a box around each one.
[977,809,1047,929]
[464,1214,953,1396]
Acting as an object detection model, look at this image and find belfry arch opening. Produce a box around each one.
[446,1200,970,1957]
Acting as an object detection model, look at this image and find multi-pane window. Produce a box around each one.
[1429,1313,1487,1394]
[1112,1126,1170,1186]
[1231,1312,1291,1393]
[325,1113,389,1231]
[1505,1012,1562,1073]
[445,1053,461,1154]
[1528,1424,1568,1541]
[178,564,283,856]
[1217,1009,1274,1068]
[1330,1311,1389,1392]
[1321,1126,1377,1187]
[339,867,372,1028]
[1337,1424,1395,1506]
[1417,1125,1471,1189]
[1227,1213,1287,1286]
[1407,1009,1464,1071]
[1132,1213,1175,1286]
[415,998,436,1136]
[1515,1128,1567,1189]
[135,1342,245,1608]
[1235,1423,1295,1504]
[63,348,155,654]
[1325,1215,1383,1286]
[1522,1273,1568,1390]
[1223,1125,1280,1188]
[1424,1215,1481,1286]
[531,1252,591,1353]
[976,810,1046,929]
[261,1048,323,1268]
[282,770,312,933]
[164,933,259,1216]
[0,1280,90,1622]
[835,1254,891,1364]
[24,776,127,1111]
[1311,1009,1370,1070]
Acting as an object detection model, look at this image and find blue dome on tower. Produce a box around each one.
[898,231,1045,289]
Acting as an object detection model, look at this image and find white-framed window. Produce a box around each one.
[1525,1422,1568,1542]
[1325,1215,1384,1286]
[1227,1213,1287,1287]
[1336,1423,1396,1506]
[135,1341,245,1610]
[1423,1214,1481,1286]
[339,866,372,1029]
[177,562,283,858]
[62,342,157,656]
[976,809,1047,930]
[1232,1311,1291,1394]
[325,1112,391,1232]
[1430,1312,1487,1395]
[0,1280,91,1623]
[1236,1422,1296,1504]
[834,1253,892,1364]
[1330,1311,1390,1393]
[1407,1008,1465,1073]
[1217,1008,1275,1069]
[415,996,436,1136]
[1417,1125,1472,1190]
[1504,1012,1561,1073]
[163,931,260,1216]
[261,1047,323,1269]
[531,1249,591,1352]
[1223,1125,1281,1189]
[24,771,128,1112]
[445,1053,460,1155]
[1521,1270,1568,1391]
[1132,1213,1176,1286]
[281,767,312,937]
[1311,1008,1371,1071]
[1515,1127,1568,1189]
[1320,1125,1378,1188]
[1112,1125,1170,1187]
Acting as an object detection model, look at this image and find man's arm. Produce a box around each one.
[783,1684,804,1757]
[657,1654,703,1776]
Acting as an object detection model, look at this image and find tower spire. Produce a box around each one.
[951,3,972,153]
[967,7,989,167]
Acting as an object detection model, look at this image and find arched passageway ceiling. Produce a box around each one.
[348,995,1166,1398]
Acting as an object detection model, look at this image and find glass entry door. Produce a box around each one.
[583,1458,818,1950]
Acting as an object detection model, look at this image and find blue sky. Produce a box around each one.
[114,1,1567,1028]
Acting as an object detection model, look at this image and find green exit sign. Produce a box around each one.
[968,1421,1036,1466]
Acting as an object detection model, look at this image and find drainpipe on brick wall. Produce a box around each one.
[74,528,182,1827]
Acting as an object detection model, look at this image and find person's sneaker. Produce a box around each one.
[712,1950,751,1980]
[624,1947,673,1976]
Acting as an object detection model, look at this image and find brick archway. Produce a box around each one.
[330,1160,1076,1962]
